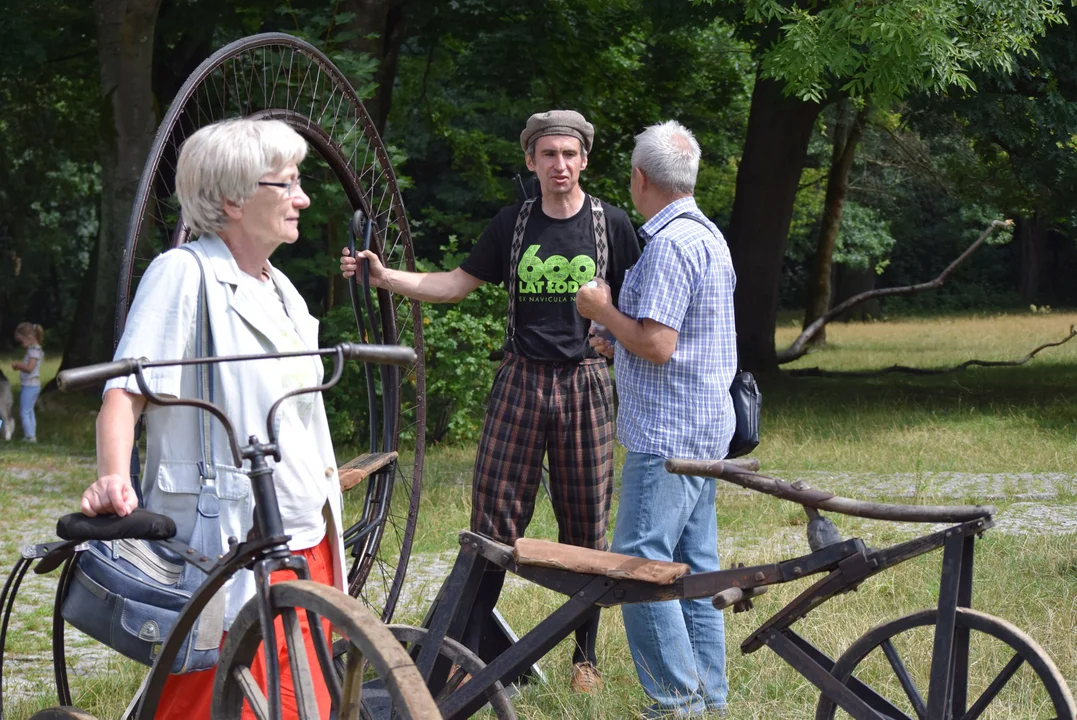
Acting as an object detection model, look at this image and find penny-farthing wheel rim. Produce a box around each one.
[116,33,426,623]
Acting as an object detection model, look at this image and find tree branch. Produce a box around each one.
[787,325,1077,378]
[777,219,1013,364]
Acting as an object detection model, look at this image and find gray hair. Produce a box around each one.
[631,120,700,195]
[176,119,308,236]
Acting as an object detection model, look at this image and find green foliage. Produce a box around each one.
[908,2,1077,237]
[0,1,99,349]
[318,303,372,446]
[316,256,505,446]
[388,0,752,263]
[273,2,380,98]
[833,202,897,274]
[420,277,506,444]
[721,0,1066,105]
[882,203,1021,314]
[415,235,506,443]
[5,0,1076,389]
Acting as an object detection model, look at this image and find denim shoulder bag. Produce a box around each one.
[61,246,226,674]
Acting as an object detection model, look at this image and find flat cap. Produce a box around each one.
[520,110,594,154]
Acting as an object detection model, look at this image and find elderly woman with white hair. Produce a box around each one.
[79,118,344,719]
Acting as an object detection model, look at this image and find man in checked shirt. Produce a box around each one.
[577,120,736,718]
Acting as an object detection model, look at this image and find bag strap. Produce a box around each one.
[505,195,608,349]
[180,246,216,484]
[649,211,717,240]
[649,211,741,372]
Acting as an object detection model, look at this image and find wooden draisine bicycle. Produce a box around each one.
[378,458,1075,720]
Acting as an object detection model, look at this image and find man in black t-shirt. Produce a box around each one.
[342,110,640,692]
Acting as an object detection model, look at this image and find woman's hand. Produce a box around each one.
[340,247,389,288]
[81,474,138,517]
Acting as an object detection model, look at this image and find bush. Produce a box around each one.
[421,283,506,443]
[318,263,507,448]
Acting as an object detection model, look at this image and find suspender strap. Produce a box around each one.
[590,196,607,282]
[505,195,608,349]
[180,246,216,484]
[505,198,537,345]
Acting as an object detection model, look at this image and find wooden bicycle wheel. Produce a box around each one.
[383,625,517,720]
[213,580,439,720]
[815,608,1076,719]
[27,708,98,719]
[117,32,425,623]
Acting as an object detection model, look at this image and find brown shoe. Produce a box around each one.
[570,661,604,693]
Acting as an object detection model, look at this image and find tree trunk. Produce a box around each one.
[832,264,880,321]
[802,100,867,345]
[728,77,824,374]
[62,0,161,371]
[343,0,410,135]
[1016,212,1049,303]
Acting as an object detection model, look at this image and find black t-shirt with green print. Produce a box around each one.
[460,198,641,363]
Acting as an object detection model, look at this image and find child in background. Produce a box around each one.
[11,323,44,443]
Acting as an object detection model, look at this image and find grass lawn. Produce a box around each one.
[2,311,1076,718]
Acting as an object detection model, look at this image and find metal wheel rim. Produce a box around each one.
[115,32,426,623]
[815,607,1076,719]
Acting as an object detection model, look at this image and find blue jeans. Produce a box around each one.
[19,385,40,440]
[612,452,727,715]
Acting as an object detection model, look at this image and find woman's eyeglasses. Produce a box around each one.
[257,177,302,197]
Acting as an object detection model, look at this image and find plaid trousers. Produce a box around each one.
[471,353,614,551]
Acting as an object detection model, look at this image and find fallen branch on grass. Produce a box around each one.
[778,219,1013,365]
[787,325,1077,378]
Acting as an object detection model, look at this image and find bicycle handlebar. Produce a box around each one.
[57,359,143,392]
[56,343,417,393]
[339,342,415,366]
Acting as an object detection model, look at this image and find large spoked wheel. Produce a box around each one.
[117,32,426,623]
[815,608,1076,719]
[213,580,439,719]
[383,625,518,720]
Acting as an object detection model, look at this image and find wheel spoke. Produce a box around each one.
[233,665,271,720]
[216,582,440,719]
[959,654,1024,720]
[340,645,366,718]
[281,607,322,719]
[305,608,343,710]
[818,608,1074,720]
[880,639,928,720]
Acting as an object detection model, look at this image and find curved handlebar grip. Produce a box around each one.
[56,358,141,392]
[350,209,366,243]
[339,343,417,367]
[665,457,760,478]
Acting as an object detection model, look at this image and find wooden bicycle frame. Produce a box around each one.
[406,516,991,720]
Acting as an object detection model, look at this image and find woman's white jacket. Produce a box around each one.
[105,235,345,628]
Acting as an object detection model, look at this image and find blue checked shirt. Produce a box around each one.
[614,197,738,460]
